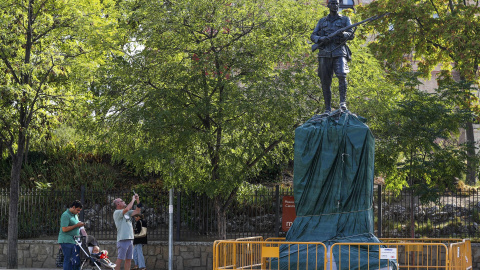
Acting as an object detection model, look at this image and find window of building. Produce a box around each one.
[332,0,355,11]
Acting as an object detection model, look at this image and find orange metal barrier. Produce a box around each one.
[213,238,472,270]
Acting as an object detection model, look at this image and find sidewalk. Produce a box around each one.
[0,268,59,270]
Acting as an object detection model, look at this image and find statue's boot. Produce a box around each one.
[339,77,347,111]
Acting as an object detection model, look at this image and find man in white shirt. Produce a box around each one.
[112,194,142,270]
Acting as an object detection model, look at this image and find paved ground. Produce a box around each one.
[0,268,60,270]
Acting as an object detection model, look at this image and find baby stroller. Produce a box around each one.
[74,236,116,270]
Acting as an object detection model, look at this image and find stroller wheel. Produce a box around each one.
[79,262,93,270]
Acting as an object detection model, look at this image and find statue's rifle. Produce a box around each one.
[312,12,390,52]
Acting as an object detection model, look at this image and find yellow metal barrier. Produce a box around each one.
[380,238,464,244]
[213,237,266,270]
[449,239,472,270]
[330,242,447,270]
[213,238,472,270]
[214,240,327,269]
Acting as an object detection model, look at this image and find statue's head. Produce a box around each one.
[327,0,339,13]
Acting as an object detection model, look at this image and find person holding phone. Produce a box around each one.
[58,200,84,270]
[112,194,142,270]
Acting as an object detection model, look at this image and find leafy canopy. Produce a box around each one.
[91,0,327,197]
[0,0,122,160]
[374,72,471,200]
[358,0,480,82]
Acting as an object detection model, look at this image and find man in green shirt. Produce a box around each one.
[113,194,142,270]
[58,200,84,270]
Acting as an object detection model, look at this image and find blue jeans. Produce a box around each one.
[133,244,146,268]
[60,243,80,270]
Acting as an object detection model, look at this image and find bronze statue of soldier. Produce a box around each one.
[311,0,355,115]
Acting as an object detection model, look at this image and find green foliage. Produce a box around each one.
[34,181,52,190]
[358,0,480,83]
[0,0,122,155]
[92,0,329,199]
[374,72,471,200]
[415,219,433,235]
[358,0,480,185]
[236,183,271,205]
[0,1,124,257]
[132,182,168,207]
[472,209,480,224]
[86,0,402,199]
[0,149,130,190]
[247,158,287,184]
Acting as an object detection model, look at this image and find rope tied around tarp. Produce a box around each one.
[296,204,373,217]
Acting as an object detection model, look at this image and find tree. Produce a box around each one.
[87,0,403,239]
[0,0,119,267]
[373,71,471,237]
[90,0,325,239]
[358,0,480,184]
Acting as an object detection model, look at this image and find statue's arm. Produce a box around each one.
[310,19,324,44]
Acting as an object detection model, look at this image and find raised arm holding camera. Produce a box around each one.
[112,193,143,270]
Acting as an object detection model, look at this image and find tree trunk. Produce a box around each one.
[7,132,25,269]
[465,120,477,185]
[8,156,24,268]
[215,196,227,239]
[24,135,30,165]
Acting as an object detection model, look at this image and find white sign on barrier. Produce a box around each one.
[380,248,397,260]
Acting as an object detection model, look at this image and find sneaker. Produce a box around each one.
[340,102,347,111]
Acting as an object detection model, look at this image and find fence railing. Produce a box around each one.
[374,186,480,239]
[0,186,293,241]
[1,185,480,241]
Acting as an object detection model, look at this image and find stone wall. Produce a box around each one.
[1,240,479,269]
[0,240,212,270]
[471,243,480,270]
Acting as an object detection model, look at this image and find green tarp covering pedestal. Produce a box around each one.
[274,111,396,269]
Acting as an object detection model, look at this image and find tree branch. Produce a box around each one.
[448,0,455,13]
[216,23,256,53]
[0,115,15,155]
[246,137,284,168]
[221,186,239,211]
[24,0,34,66]
[0,49,20,84]
[180,85,202,100]
[26,57,55,125]
[32,0,49,24]
[429,0,441,18]
[414,18,455,60]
